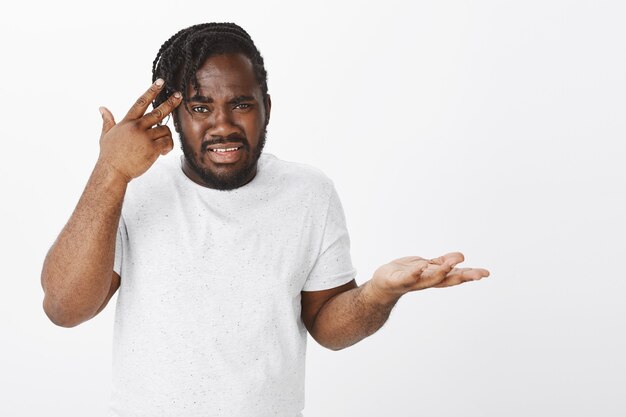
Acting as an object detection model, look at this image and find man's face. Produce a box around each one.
[174,53,270,190]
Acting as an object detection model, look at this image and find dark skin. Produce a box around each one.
[173,53,269,189]
[89,54,354,335]
[41,80,182,326]
[42,53,489,350]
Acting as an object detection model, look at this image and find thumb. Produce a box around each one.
[99,106,116,134]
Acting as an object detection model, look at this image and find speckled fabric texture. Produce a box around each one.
[108,153,356,417]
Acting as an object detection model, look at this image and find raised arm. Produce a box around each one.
[302,252,490,350]
[41,79,181,327]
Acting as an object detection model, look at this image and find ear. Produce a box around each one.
[264,94,272,126]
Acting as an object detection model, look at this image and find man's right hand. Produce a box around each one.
[97,79,182,183]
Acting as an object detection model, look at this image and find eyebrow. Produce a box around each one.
[188,95,257,104]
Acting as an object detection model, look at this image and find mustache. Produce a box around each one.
[201,134,248,152]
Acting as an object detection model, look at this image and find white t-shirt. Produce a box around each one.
[108,153,356,417]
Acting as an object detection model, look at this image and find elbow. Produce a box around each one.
[310,332,353,351]
[42,296,86,328]
[322,340,355,351]
[325,344,346,352]
[41,268,96,328]
[46,314,81,328]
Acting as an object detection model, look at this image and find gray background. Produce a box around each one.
[1,0,624,415]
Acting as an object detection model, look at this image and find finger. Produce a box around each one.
[139,91,182,129]
[148,125,172,140]
[153,135,174,155]
[99,106,116,134]
[430,252,464,267]
[123,78,166,122]
[435,267,491,288]
[430,263,455,286]
[420,255,462,287]
[473,268,490,278]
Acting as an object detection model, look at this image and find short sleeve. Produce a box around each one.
[113,217,126,276]
[302,184,357,291]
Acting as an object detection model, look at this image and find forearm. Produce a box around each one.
[41,160,127,327]
[310,280,402,351]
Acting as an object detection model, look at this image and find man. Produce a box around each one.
[41,23,490,417]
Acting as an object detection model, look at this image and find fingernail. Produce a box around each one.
[174,91,182,98]
[155,78,164,87]
[98,106,104,115]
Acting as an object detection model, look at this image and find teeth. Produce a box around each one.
[212,147,239,153]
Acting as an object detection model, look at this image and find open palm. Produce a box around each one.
[372,252,490,296]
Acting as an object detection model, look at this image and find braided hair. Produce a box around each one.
[151,23,268,111]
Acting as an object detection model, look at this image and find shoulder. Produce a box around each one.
[260,153,335,198]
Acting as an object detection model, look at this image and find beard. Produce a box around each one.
[179,126,267,191]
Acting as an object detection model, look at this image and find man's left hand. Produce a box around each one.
[370,252,490,300]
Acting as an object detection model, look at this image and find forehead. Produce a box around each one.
[191,53,259,96]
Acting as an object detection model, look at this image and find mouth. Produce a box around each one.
[208,146,243,153]
[205,143,245,164]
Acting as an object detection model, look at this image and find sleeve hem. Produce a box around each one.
[301,268,357,292]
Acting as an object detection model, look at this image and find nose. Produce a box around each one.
[206,106,240,138]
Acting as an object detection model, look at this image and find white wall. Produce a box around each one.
[1,0,624,416]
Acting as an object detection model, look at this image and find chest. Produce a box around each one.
[120,188,324,301]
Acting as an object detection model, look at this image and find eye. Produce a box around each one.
[234,103,252,110]
[191,106,209,113]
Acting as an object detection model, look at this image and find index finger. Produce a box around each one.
[139,91,183,128]
[123,78,165,121]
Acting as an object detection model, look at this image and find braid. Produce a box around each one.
[151,23,268,110]
[151,26,188,78]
